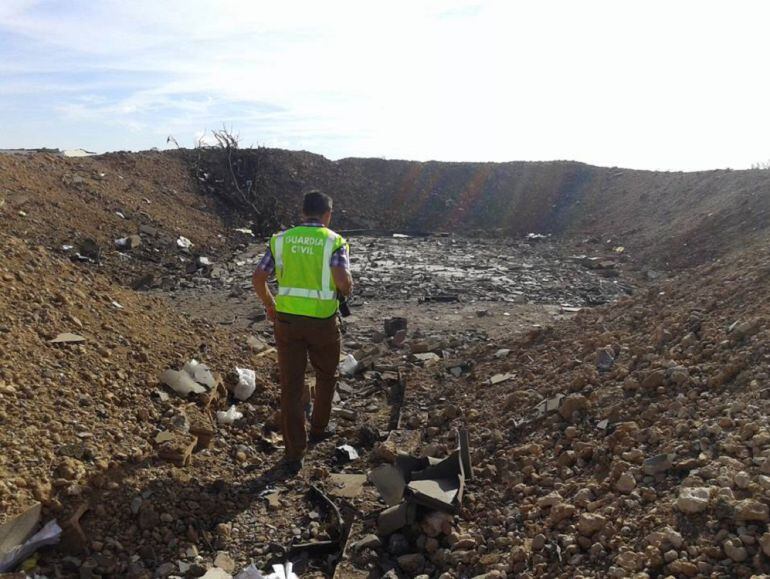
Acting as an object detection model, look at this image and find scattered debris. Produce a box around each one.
[0,503,42,569]
[370,432,470,540]
[217,405,244,425]
[339,354,358,376]
[377,502,416,536]
[233,367,257,401]
[161,369,207,395]
[327,473,367,498]
[160,359,219,396]
[114,234,141,250]
[488,372,514,385]
[49,333,85,344]
[369,464,406,506]
[235,561,299,579]
[0,519,61,572]
[335,445,360,463]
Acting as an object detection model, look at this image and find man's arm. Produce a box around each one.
[332,266,353,297]
[253,246,277,323]
[330,243,352,297]
[252,269,276,323]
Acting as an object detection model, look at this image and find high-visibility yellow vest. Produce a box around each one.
[270,226,347,319]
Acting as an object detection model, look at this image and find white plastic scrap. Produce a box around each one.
[176,236,193,249]
[234,367,257,401]
[160,369,206,395]
[160,359,216,396]
[183,359,218,389]
[0,520,62,572]
[339,354,358,376]
[235,562,298,579]
[234,227,255,236]
[217,405,243,425]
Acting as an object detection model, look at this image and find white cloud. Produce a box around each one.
[1,0,770,169]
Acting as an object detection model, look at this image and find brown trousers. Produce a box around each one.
[275,312,340,460]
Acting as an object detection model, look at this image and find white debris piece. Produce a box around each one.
[160,369,207,396]
[675,486,712,513]
[217,405,243,425]
[340,354,358,376]
[0,519,62,572]
[183,359,218,389]
[49,332,86,344]
[177,236,193,249]
[235,562,298,579]
[233,368,257,401]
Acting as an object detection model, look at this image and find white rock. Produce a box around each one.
[675,487,711,514]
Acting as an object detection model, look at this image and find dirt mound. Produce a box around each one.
[4,149,770,279]
[0,151,250,292]
[398,242,770,576]
[192,148,770,269]
[0,232,279,527]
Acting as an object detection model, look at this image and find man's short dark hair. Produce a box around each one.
[302,190,333,217]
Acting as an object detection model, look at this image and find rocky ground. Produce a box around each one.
[387,243,770,578]
[1,150,770,578]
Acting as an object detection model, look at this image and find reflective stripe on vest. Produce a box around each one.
[277,287,336,300]
[274,234,284,271]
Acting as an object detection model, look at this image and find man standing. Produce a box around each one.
[252,191,352,474]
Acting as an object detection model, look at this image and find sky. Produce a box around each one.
[1,0,770,171]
